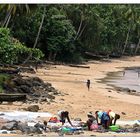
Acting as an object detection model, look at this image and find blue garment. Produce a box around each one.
[97,111,103,119]
[101,112,110,125]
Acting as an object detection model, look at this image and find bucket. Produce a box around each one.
[109,125,119,131]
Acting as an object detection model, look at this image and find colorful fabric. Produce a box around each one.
[109,111,116,119]
[101,112,110,125]
[97,111,103,119]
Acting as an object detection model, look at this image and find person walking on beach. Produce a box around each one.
[86,79,90,91]
[107,110,120,126]
[57,110,73,126]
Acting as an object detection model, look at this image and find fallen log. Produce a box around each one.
[0,93,26,103]
[68,64,90,68]
[0,69,20,74]
[85,52,108,59]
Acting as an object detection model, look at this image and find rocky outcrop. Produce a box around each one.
[3,75,61,103]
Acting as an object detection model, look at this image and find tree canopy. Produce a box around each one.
[0,4,140,64]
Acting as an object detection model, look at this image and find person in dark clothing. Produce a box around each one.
[95,111,110,129]
[57,110,73,126]
[86,79,90,91]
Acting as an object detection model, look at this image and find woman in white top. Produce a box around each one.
[107,110,120,125]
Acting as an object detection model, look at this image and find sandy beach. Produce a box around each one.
[0,56,140,136]
[34,56,140,121]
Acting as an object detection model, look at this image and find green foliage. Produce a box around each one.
[0,74,10,93]
[0,28,44,64]
[1,4,140,63]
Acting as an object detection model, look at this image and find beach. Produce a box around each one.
[0,56,140,136]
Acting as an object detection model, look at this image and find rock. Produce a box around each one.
[1,121,18,130]
[74,118,82,121]
[32,81,42,86]
[2,130,8,134]
[19,85,31,93]
[132,90,136,92]
[16,123,42,134]
[90,135,96,137]
[133,123,140,128]
[46,94,55,100]
[121,112,126,115]
[26,105,40,112]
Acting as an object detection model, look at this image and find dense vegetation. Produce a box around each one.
[0,4,140,64]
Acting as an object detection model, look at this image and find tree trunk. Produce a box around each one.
[77,24,87,40]
[23,6,46,64]
[74,16,83,40]
[48,51,52,61]
[134,38,140,55]
[2,6,13,27]
[122,26,131,55]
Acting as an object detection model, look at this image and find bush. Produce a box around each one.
[0,28,44,64]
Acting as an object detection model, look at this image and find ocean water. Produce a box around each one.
[104,67,140,93]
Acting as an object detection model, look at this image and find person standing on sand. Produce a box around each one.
[86,79,90,91]
[57,110,73,126]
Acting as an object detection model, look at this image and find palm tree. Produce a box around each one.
[23,5,46,64]
[0,4,31,28]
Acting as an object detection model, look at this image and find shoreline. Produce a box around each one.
[33,56,140,121]
[0,56,140,136]
[0,56,140,121]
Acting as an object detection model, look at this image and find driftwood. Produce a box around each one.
[0,94,26,103]
[68,64,90,68]
[0,68,20,74]
[85,52,107,59]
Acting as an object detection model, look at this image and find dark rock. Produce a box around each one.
[46,94,55,100]
[19,85,31,93]
[132,90,136,92]
[74,118,82,121]
[1,122,18,130]
[26,105,40,112]
[40,98,47,102]
[121,112,126,115]
[16,123,42,134]
[2,131,8,134]
[32,81,42,86]
[32,77,44,84]
[133,123,140,128]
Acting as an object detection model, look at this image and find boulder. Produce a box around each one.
[26,105,40,112]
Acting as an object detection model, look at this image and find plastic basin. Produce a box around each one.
[109,125,119,131]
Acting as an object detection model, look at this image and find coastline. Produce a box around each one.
[0,56,140,136]
[33,56,140,121]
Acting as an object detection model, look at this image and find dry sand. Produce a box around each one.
[34,56,140,121]
[0,56,140,136]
